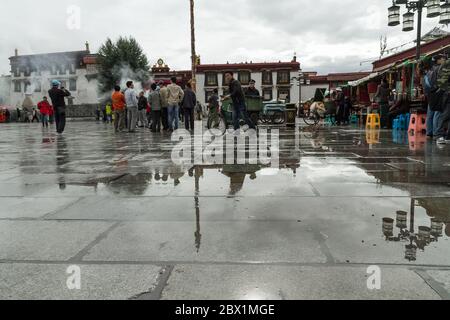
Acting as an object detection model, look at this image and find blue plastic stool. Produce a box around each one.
[324,115,334,126]
[350,114,359,124]
[398,114,408,130]
[393,118,401,130]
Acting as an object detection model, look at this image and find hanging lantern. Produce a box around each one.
[388,4,401,26]
[440,2,450,25]
[396,211,408,229]
[431,219,444,237]
[427,0,442,18]
[405,244,417,261]
[382,218,394,237]
[403,12,415,32]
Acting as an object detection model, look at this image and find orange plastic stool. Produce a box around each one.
[409,133,427,151]
[408,113,427,136]
[366,113,381,129]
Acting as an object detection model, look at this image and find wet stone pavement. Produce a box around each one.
[0,120,449,300]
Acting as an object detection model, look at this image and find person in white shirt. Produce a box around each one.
[124,81,139,133]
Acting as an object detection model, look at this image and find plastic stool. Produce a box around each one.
[324,115,335,126]
[350,114,359,124]
[409,133,427,151]
[366,129,380,145]
[408,113,427,136]
[366,113,381,129]
[393,118,401,130]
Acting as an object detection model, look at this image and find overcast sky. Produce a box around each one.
[0,0,446,75]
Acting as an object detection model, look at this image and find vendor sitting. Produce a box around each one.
[388,92,410,128]
[310,101,326,118]
[244,80,260,97]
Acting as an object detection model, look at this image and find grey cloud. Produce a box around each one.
[0,0,446,75]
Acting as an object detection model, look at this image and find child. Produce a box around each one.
[105,103,113,123]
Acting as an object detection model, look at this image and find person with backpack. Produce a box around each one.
[424,54,446,139]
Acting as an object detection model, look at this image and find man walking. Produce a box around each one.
[124,81,139,133]
[182,82,197,131]
[222,71,256,132]
[166,77,184,131]
[149,83,162,133]
[111,85,126,133]
[48,80,71,134]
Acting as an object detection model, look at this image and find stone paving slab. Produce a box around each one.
[425,270,450,299]
[0,197,81,219]
[48,195,413,222]
[0,221,114,261]
[0,263,162,300]
[84,221,326,263]
[161,265,440,300]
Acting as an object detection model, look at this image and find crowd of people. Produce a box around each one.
[108,77,195,133]
[103,71,256,134]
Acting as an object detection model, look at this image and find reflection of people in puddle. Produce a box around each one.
[56,137,68,190]
[221,165,260,196]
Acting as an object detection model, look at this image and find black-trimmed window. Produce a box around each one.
[24,81,30,93]
[239,71,251,85]
[205,72,218,87]
[278,88,290,102]
[24,67,31,77]
[14,81,21,92]
[34,81,41,92]
[262,88,273,101]
[69,78,77,91]
[205,89,216,104]
[12,66,20,77]
[277,70,290,85]
[262,71,273,85]
[69,63,76,75]
[222,72,233,87]
[50,65,57,75]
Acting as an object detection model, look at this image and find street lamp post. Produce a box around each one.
[291,70,310,116]
[190,0,197,91]
[388,0,450,62]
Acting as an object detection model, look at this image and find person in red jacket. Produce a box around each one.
[37,96,52,128]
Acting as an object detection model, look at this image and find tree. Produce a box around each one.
[97,36,150,94]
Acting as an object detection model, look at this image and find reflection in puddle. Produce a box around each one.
[383,198,449,262]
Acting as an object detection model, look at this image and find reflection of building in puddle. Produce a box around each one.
[382,198,448,261]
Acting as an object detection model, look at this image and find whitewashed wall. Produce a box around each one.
[9,68,99,108]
